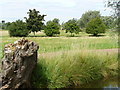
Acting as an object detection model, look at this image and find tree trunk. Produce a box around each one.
[33,32,35,36]
[0,38,39,90]
[93,33,98,36]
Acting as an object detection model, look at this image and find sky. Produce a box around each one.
[0,0,112,23]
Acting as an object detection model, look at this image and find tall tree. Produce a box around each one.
[25,9,46,36]
[78,11,101,28]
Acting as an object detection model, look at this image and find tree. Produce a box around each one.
[101,16,115,29]
[53,18,60,24]
[78,11,101,28]
[5,22,11,30]
[107,0,120,18]
[64,18,81,36]
[25,9,46,36]
[86,17,106,36]
[1,20,5,29]
[106,0,120,32]
[44,20,60,36]
[8,20,29,37]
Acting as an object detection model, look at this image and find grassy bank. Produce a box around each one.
[32,50,118,88]
[0,30,118,88]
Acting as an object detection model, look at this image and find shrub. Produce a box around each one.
[64,19,81,36]
[8,20,29,37]
[86,17,106,36]
[44,20,60,36]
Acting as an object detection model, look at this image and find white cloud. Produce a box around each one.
[1,0,78,7]
[87,0,105,3]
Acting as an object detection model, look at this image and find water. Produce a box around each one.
[77,77,120,89]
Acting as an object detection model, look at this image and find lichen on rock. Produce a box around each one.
[1,38,39,90]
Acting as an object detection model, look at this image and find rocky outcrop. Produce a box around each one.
[0,38,39,89]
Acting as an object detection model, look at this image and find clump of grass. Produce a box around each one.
[32,50,118,88]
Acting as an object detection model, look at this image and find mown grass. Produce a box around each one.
[32,50,118,88]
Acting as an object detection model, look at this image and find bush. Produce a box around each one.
[44,20,60,36]
[64,19,81,36]
[8,20,29,37]
[86,17,106,36]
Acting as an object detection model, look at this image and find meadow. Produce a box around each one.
[0,30,119,88]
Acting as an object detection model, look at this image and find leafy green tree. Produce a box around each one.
[78,11,101,28]
[86,17,106,36]
[64,18,81,36]
[25,9,46,36]
[44,20,60,36]
[8,20,29,37]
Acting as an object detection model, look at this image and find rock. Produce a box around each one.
[0,38,39,90]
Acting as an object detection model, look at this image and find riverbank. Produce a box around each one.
[32,49,118,88]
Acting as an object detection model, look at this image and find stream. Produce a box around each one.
[76,77,120,89]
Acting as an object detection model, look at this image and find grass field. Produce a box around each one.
[0,30,118,56]
[0,30,119,88]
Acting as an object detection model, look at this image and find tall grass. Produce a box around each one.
[32,50,118,88]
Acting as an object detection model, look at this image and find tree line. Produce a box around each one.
[1,9,117,37]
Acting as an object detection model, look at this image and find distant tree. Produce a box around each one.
[86,17,106,36]
[1,20,5,29]
[78,11,101,28]
[53,18,60,24]
[64,18,81,36]
[106,0,120,32]
[25,9,46,36]
[44,20,60,36]
[61,22,65,30]
[8,20,29,37]
[53,18,61,28]
[101,16,115,29]
[5,22,11,30]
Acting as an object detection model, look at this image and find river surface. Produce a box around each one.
[76,77,120,89]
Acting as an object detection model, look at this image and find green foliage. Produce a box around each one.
[25,9,46,35]
[44,19,60,36]
[101,16,115,29]
[86,17,106,36]
[5,22,11,30]
[78,11,101,28]
[1,20,5,29]
[8,20,29,37]
[64,18,81,36]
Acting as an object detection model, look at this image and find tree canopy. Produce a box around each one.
[44,19,60,36]
[8,20,29,37]
[86,17,106,36]
[64,18,81,36]
[25,9,46,36]
[78,11,101,28]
